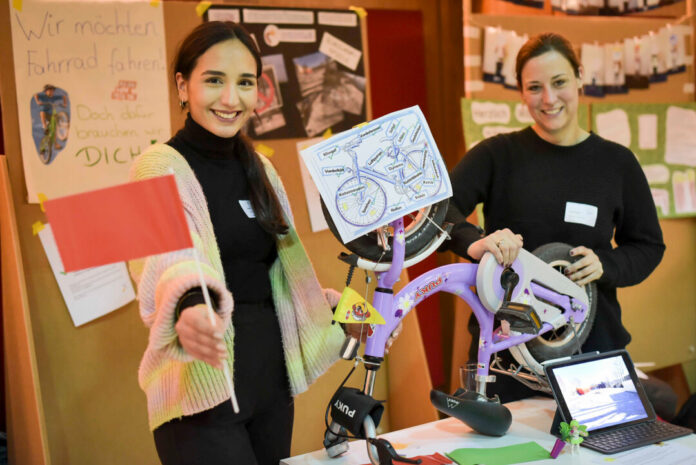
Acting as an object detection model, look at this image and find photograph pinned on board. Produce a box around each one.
[323,63,365,116]
[482,27,510,85]
[31,84,71,165]
[296,91,345,137]
[502,32,528,89]
[660,25,687,74]
[257,64,283,114]
[294,51,331,97]
[624,37,650,89]
[250,63,287,136]
[582,43,606,97]
[645,32,668,83]
[550,0,602,15]
[604,42,628,94]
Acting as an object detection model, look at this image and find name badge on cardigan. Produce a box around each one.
[239,200,256,218]
[564,202,597,227]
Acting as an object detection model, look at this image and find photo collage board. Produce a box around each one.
[481,24,691,96]
[494,0,684,15]
[205,6,367,140]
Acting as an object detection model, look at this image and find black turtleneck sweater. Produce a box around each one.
[167,115,277,302]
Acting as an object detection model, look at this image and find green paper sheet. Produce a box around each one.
[447,441,550,465]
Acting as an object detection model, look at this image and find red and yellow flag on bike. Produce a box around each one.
[333,287,386,325]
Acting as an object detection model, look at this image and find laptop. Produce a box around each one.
[543,350,693,454]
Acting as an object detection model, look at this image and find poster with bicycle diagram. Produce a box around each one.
[9,0,171,203]
[300,106,452,244]
[205,5,367,140]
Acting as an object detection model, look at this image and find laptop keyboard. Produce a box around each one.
[584,421,693,454]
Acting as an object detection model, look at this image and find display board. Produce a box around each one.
[592,102,696,218]
[8,0,171,203]
[462,13,694,104]
[205,5,367,139]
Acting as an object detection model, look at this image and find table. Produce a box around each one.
[281,397,696,464]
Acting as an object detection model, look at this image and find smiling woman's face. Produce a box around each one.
[520,50,583,145]
[176,38,258,138]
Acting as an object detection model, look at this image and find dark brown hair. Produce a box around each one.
[173,21,288,235]
[515,33,580,89]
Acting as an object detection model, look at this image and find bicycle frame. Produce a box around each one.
[358,217,589,397]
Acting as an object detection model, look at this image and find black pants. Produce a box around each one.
[153,301,293,465]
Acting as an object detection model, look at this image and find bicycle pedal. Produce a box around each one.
[367,438,421,464]
[497,302,542,334]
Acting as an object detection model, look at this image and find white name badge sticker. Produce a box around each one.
[564,202,597,227]
[239,200,256,218]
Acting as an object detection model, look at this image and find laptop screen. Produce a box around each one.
[545,351,651,432]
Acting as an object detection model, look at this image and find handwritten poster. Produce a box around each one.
[9,0,171,203]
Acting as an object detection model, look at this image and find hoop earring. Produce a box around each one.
[179,100,187,110]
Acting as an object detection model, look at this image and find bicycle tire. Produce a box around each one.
[56,112,70,141]
[509,243,598,372]
[38,134,53,165]
[322,198,449,262]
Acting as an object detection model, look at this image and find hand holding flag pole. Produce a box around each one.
[44,174,240,413]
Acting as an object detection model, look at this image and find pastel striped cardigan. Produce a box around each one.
[128,143,345,430]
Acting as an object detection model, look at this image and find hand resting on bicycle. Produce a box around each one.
[467,229,524,267]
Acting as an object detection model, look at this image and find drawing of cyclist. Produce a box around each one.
[35,84,66,135]
[31,84,71,164]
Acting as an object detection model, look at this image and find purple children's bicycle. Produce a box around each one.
[321,199,597,465]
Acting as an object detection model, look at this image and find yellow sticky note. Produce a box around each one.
[32,221,45,236]
[38,193,48,212]
[196,1,212,17]
[349,6,367,18]
[334,287,385,325]
[255,143,275,158]
[150,0,160,6]
[352,121,368,129]
[322,128,333,139]
[12,0,21,11]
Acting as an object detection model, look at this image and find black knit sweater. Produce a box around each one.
[167,115,276,302]
[447,127,665,354]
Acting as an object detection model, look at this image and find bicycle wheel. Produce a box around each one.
[508,243,598,374]
[38,133,53,165]
[55,112,70,141]
[400,148,443,198]
[322,197,449,262]
[335,176,388,227]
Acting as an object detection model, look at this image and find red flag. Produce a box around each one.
[44,175,192,272]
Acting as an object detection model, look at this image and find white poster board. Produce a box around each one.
[300,106,452,243]
[9,0,171,202]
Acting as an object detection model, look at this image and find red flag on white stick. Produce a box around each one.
[44,175,192,272]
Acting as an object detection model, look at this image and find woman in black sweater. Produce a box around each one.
[446,33,673,415]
